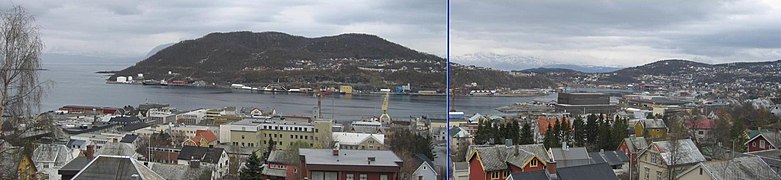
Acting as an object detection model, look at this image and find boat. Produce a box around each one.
[142,80,161,85]
[263,84,288,92]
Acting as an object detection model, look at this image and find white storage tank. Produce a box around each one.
[116,76,127,83]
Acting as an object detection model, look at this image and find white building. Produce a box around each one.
[176,109,207,125]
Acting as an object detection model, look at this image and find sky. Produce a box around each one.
[451,0,781,66]
[0,0,446,59]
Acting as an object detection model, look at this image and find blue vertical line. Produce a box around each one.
[445,0,451,179]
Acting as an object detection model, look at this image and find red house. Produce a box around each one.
[617,137,648,166]
[745,131,781,152]
[262,150,298,180]
[467,144,551,180]
[298,148,402,180]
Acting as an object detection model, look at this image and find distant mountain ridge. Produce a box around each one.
[453,52,620,73]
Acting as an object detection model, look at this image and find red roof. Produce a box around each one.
[536,116,572,134]
[686,118,716,129]
[192,130,218,144]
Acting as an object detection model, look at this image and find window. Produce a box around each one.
[651,154,657,164]
[380,175,388,180]
[644,167,650,180]
[698,131,704,135]
[761,140,766,148]
[656,171,662,180]
[530,159,538,167]
[699,168,703,175]
[241,135,245,139]
[360,174,367,180]
[346,174,354,180]
[753,141,758,147]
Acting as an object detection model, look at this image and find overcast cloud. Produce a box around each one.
[0,0,445,59]
[451,0,781,66]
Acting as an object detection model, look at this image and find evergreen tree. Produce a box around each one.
[730,120,747,152]
[239,151,263,180]
[571,117,583,146]
[414,133,435,159]
[474,119,488,145]
[597,120,613,150]
[264,137,275,159]
[611,117,629,149]
[646,113,656,119]
[586,114,599,146]
[543,123,554,148]
[511,121,521,144]
[561,118,571,146]
[520,123,534,144]
[498,123,508,143]
[552,120,561,148]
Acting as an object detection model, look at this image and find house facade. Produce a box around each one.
[746,131,781,152]
[297,148,402,180]
[468,144,551,180]
[634,119,667,139]
[637,139,705,180]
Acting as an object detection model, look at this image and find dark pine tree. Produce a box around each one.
[520,123,534,144]
[239,151,263,180]
[586,113,599,146]
[573,116,586,147]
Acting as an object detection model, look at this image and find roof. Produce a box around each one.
[332,132,385,146]
[413,153,435,169]
[638,119,666,129]
[449,126,470,138]
[588,151,629,166]
[60,156,90,172]
[649,139,706,166]
[261,166,288,177]
[120,134,139,143]
[470,144,550,171]
[299,148,401,167]
[685,118,716,129]
[745,131,781,149]
[623,137,648,152]
[122,122,150,132]
[748,149,781,172]
[97,142,136,157]
[73,155,164,180]
[191,130,218,144]
[148,162,214,180]
[509,170,551,180]
[557,163,619,180]
[177,146,225,164]
[67,139,87,148]
[453,162,469,171]
[549,147,590,168]
[267,150,295,164]
[678,155,781,180]
[747,129,774,139]
[32,144,76,167]
[109,116,142,124]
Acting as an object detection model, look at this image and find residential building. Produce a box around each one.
[548,146,590,168]
[0,146,38,180]
[637,139,705,180]
[449,126,471,152]
[147,107,176,124]
[676,155,781,180]
[133,124,218,139]
[182,129,219,147]
[262,150,297,180]
[685,118,716,144]
[747,149,781,174]
[227,118,333,156]
[297,148,402,180]
[618,137,649,167]
[452,162,469,180]
[411,154,438,180]
[32,144,78,180]
[746,130,781,152]
[177,146,230,179]
[350,120,383,134]
[588,150,630,176]
[332,132,385,150]
[467,144,551,180]
[176,109,207,125]
[634,119,667,139]
[148,162,216,180]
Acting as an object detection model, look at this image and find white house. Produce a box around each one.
[412,154,438,180]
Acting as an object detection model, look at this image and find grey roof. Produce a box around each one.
[589,151,629,166]
[110,116,142,124]
[120,134,139,143]
[60,156,90,172]
[178,146,225,164]
[267,150,294,164]
[680,155,781,180]
[149,162,214,180]
[73,155,164,180]
[649,139,706,166]
[509,170,551,180]
[122,122,150,132]
[557,163,619,180]
[413,153,435,169]
[639,119,666,129]
[453,162,468,171]
[32,144,75,167]
[299,148,401,167]
[97,142,136,157]
[623,137,648,152]
[261,166,287,177]
[749,149,781,174]
[549,147,590,168]
[352,126,381,134]
[471,144,550,171]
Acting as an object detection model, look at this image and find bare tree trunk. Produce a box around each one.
[0,5,46,179]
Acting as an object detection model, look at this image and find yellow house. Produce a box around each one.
[339,85,353,94]
[634,119,667,139]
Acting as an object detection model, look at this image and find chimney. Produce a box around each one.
[505,139,513,147]
[86,145,95,160]
[546,161,557,174]
[368,157,376,164]
[332,143,340,156]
